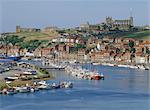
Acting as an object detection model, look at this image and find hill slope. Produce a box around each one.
[9,32,58,41]
[121,30,150,40]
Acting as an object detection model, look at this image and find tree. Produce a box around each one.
[131,48,136,53]
[116,48,120,54]
[6,35,24,45]
[128,41,134,48]
[146,47,150,54]
[28,40,42,51]
[75,44,86,49]
[102,23,108,30]
[0,35,18,56]
[20,40,42,51]
[0,35,24,56]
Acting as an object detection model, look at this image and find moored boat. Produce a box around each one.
[137,65,146,70]
[36,80,51,90]
[6,88,17,95]
[65,65,104,80]
[60,81,73,88]
[17,87,30,93]
[92,62,100,65]
[91,73,104,80]
[5,56,21,61]
[50,83,60,89]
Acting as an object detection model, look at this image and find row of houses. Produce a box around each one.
[0,31,149,64]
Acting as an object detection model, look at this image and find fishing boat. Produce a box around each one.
[50,83,60,89]
[16,87,30,93]
[5,76,18,81]
[118,64,129,68]
[107,63,115,66]
[6,88,17,95]
[91,73,104,80]
[137,65,146,70]
[92,62,100,65]
[37,81,51,90]
[27,87,35,92]
[37,80,47,85]
[144,65,150,70]
[65,64,105,80]
[60,82,73,88]
[128,65,138,69]
[5,56,21,61]
[2,89,7,94]
[38,84,51,90]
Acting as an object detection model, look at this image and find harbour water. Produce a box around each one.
[0,63,149,110]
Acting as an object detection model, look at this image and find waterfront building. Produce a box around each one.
[34,48,54,57]
[135,55,148,64]
[77,49,86,60]
[58,44,66,52]
[114,38,123,43]
[7,46,20,56]
[121,52,132,63]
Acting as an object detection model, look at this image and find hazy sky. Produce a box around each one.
[0,0,150,32]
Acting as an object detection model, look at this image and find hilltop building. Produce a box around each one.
[79,16,134,31]
[105,16,133,30]
[80,22,90,30]
[16,26,41,33]
[42,26,58,34]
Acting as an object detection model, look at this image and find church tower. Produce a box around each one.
[16,25,21,33]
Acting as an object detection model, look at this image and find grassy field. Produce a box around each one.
[121,30,150,40]
[8,30,150,43]
[9,32,58,41]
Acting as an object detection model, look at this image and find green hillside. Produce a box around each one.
[2,32,59,51]
[9,32,58,41]
[121,30,150,40]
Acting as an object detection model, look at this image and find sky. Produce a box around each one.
[0,0,150,32]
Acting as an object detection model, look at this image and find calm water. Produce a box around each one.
[0,63,150,110]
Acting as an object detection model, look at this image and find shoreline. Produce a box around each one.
[0,75,54,90]
[0,63,55,90]
[92,62,150,70]
[72,60,150,70]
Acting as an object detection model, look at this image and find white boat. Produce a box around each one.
[5,76,18,81]
[37,80,47,85]
[128,65,138,69]
[38,85,49,90]
[65,64,104,80]
[50,83,60,89]
[23,71,32,75]
[1,88,17,95]
[144,65,150,70]
[60,82,73,88]
[37,81,51,90]
[6,77,18,80]
[107,63,115,66]
[6,89,17,95]
[138,65,146,70]
[118,64,128,68]
[16,87,30,93]
[92,62,100,65]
